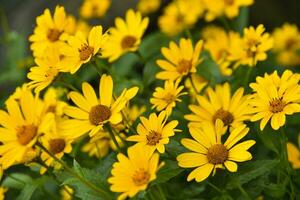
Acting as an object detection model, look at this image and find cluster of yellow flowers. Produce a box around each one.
[1,0,300,199]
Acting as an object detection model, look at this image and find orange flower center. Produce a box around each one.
[269,98,286,113]
[79,44,94,61]
[17,124,38,145]
[49,139,66,154]
[224,0,234,5]
[132,169,150,186]
[121,35,137,49]
[89,105,111,125]
[46,105,56,113]
[47,28,62,42]
[212,108,234,126]
[286,38,297,50]
[207,144,228,165]
[146,130,162,145]
[163,93,176,104]
[177,59,192,74]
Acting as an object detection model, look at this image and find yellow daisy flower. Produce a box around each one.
[158,0,204,36]
[156,38,203,81]
[185,83,252,129]
[60,185,73,200]
[62,74,138,139]
[0,91,52,169]
[39,117,73,174]
[287,134,300,169]
[203,0,253,21]
[108,144,163,200]
[272,23,300,66]
[184,74,207,101]
[137,0,161,15]
[127,111,180,154]
[229,24,273,67]
[60,26,107,74]
[80,0,111,19]
[27,47,61,93]
[101,9,149,62]
[42,87,67,117]
[5,84,29,104]
[250,70,300,130]
[81,130,125,158]
[65,15,91,37]
[177,120,255,182]
[29,6,69,58]
[150,79,187,115]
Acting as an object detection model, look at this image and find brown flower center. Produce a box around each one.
[212,108,234,126]
[121,35,137,49]
[47,28,62,42]
[46,105,56,113]
[132,169,150,186]
[17,124,38,145]
[207,144,228,165]
[177,59,192,74]
[163,93,176,104]
[146,130,162,145]
[49,139,66,154]
[286,38,297,50]
[79,44,94,61]
[224,0,234,5]
[89,105,111,125]
[269,98,286,113]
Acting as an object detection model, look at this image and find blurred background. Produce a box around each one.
[0,0,299,106]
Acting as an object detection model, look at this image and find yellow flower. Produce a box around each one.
[108,144,163,200]
[229,24,273,67]
[39,117,73,174]
[250,70,300,130]
[60,185,73,200]
[62,74,138,139]
[184,74,207,101]
[127,111,180,154]
[5,84,29,104]
[150,79,187,115]
[272,23,300,66]
[60,26,107,74]
[80,0,111,19]
[156,38,203,81]
[27,47,61,93]
[123,105,146,126]
[0,91,51,169]
[203,0,253,21]
[137,0,161,15]
[42,87,67,117]
[29,6,70,58]
[81,130,125,158]
[0,187,7,200]
[102,9,149,62]
[287,134,300,169]
[185,83,252,128]
[177,120,255,182]
[65,15,91,37]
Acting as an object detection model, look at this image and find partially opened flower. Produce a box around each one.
[60,26,107,74]
[62,74,138,139]
[287,134,300,169]
[250,70,300,130]
[108,144,163,200]
[101,9,149,62]
[156,38,203,81]
[127,111,180,153]
[177,120,255,182]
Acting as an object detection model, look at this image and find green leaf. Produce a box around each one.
[154,160,184,184]
[16,183,39,200]
[143,56,160,86]
[2,173,32,189]
[111,53,139,77]
[73,159,84,177]
[232,7,249,34]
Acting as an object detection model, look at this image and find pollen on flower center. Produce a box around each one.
[47,28,62,42]
[46,105,56,113]
[132,169,150,186]
[286,38,296,50]
[207,144,228,164]
[89,104,111,125]
[146,130,162,145]
[17,124,38,145]
[163,93,176,104]
[121,35,137,49]
[49,139,66,154]
[212,108,234,126]
[269,98,286,113]
[224,0,234,5]
[177,59,192,74]
[79,44,94,61]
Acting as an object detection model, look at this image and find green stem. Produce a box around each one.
[243,67,253,88]
[36,143,112,200]
[185,29,193,43]
[136,51,146,63]
[92,61,102,75]
[189,75,198,95]
[237,183,251,200]
[104,124,121,152]
[207,181,222,193]
[55,80,79,92]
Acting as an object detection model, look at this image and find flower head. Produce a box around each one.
[250,70,300,130]
[80,0,111,19]
[177,120,255,182]
[137,0,161,15]
[62,74,138,139]
[60,26,107,74]
[102,9,149,62]
[108,144,163,200]
[127,111,180,154]
[287,134,300,169]
[185,83,252,129]
[156,38,203,81]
